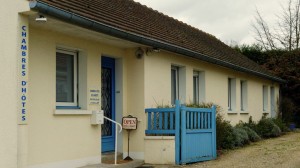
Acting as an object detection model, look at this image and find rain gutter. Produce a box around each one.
[29,1,285,83]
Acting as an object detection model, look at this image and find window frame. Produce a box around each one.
[240,80,247,111]
[228,78,236,111]
[193,71,200,104]
[228,78,232,110]
[270,86,275,116]
[263,85,268,112]
[171,66,179,105]
[56,49,78,107]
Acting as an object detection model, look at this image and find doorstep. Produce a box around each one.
[79,159,144,168]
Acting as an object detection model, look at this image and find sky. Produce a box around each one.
[133,0,286,45]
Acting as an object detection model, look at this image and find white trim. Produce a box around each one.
[54,109,92,115]
[56,49,78,107]
[122,152,144,160]
[29,156,101,168]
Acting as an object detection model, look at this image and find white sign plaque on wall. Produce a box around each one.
[89,89,100,105]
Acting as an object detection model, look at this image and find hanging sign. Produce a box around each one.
[122,115,138,130]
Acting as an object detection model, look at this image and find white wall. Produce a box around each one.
[28,26,128,167]
[144,50,280,125]
[0,1,30,167]
[144,136,175,164]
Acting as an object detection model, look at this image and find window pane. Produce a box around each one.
[263,86,268,111]
[56,52,74,102]
[228,78,231,109]
[171,68,177,104]
[193,71,199,104]
[241,81,247,111]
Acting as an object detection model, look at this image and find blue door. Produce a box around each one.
[101,57,115,152]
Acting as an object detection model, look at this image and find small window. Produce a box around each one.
[193,71,200,104]
[171,66,179,104]
[263,85,268,111]
[56,50,78,107]
[270,87,275,117]
[228,78,236,111]
[240,80,247,111]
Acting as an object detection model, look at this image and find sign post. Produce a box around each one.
[122,115,137,161]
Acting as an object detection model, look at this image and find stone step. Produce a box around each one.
[102,152,123,163]
[79,159,144,168]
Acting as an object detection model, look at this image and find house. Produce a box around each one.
[1,0,283,167]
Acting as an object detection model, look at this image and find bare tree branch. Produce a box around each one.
[252,0,300,51]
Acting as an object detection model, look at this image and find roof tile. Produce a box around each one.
[36,0,275,78]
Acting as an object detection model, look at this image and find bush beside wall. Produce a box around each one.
[187,102,289,151]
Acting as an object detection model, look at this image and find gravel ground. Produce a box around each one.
[150,131,300,168]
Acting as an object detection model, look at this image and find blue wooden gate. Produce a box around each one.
[179,105,216,164]
[145,100,216,164]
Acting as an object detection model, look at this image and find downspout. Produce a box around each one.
[29,1,284,83]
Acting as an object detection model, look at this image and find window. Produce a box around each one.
[171,66,179,104]
[270,87,275,117]
[193,71,199,104]
[56,50,78,107]
[240,80,247,111]
[263,85,268,111]
[228,78,236,111]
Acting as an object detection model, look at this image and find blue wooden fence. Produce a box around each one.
[145,100,216,164]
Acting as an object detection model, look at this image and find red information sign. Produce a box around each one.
[122,116,137,130]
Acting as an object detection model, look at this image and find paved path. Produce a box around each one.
[151,131,300,168]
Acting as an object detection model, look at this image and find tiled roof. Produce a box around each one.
[35,0,278,80]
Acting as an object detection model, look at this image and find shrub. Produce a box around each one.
[215,108,236,149]
[272,118,290,132]
[241,116,257,131]
[255,118,282,138]
[233,127,249,147]
[241,126,261,142]
[236,122,261,142]
[217,117,235,149]
[185,102,215,108]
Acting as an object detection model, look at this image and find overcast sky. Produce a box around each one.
[133,0,286,45]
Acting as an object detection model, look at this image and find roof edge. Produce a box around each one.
[29,1,285,83]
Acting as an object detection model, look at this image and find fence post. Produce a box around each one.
[180,104,187,164]
[211,105,217,159]
[175,100,180,165]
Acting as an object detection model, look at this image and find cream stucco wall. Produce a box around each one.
[144,51,280,125]
[144,136,175,164]
[127,48,281,162]
[122,49,146,159]
[28,26,130,167]
[0,1,30,168]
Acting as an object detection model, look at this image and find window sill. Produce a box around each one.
[54,109,92,115]
[227,111,238,114]
[56,106,81,109]
[263,111,269,114]
[240,111,249,114]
